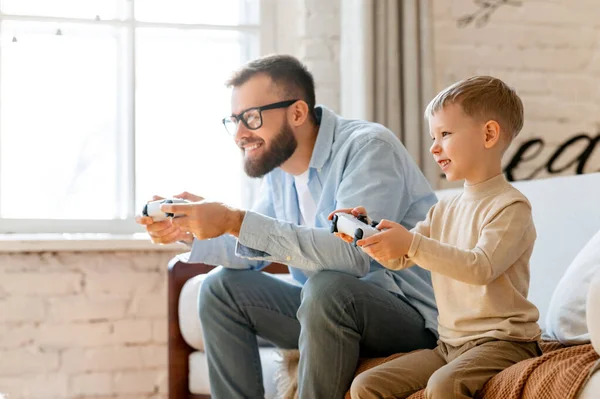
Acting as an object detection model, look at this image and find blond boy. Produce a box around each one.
[331,76,542,399]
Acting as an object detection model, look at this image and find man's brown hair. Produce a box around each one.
[425,76,524,141]
[226,54,317,124]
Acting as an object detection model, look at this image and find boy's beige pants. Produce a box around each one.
[350,337,541,399]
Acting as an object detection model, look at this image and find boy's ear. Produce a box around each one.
[483,120,501,149]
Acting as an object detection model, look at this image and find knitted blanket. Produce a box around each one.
[406,342,599,399]
[275,341,599,399]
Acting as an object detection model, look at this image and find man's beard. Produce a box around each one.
[242,122,298,178]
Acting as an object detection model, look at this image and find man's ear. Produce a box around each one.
[290,100,309,126]
[483,120,501,149]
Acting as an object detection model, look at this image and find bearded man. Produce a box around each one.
[137,54,439,399]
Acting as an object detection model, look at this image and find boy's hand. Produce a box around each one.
[356,220,414,263]
[328,206,369,243]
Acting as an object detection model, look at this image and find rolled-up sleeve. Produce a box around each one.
[235,138,421,277]
[185,178,275,270]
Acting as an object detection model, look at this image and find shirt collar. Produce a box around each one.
[308,105,336,170]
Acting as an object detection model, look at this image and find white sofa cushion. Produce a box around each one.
[179,266,298,351]
[189,346,282,398]
[587,269,600,354]
[582,268,600,399]
[179,272,209,351]
[512,173,600,324]
[545,229,600,345]
[577,368,600,399]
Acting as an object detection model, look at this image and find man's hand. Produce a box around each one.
[161,200,246,240]
[173,191,204,202]
[135,195,193,245]
[356,220,414,264]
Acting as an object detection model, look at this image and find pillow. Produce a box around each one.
[545,229,600,345]
[587,269,600,354]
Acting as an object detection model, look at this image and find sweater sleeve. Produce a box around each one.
[402,201,535,285]
[381,204,436,270]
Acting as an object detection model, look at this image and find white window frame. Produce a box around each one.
[0,0,276,234]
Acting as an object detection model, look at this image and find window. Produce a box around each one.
[0,0,274,234]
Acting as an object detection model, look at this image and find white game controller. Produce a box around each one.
[330,212,381,247]
[142,198,190,222]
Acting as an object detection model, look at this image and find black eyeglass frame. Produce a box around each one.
[221,99,299,135]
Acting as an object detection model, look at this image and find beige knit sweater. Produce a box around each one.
[384,174,542,346]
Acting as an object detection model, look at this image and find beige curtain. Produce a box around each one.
[373,0,438,185]
[372,0,402,146]
[341,0,438,186]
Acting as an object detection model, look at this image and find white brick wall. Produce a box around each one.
[278,0,341,113]
[299,0,341,112]
[431,0,600,188]
[0,250,176,399]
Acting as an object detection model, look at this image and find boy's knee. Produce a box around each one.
[350,371,382,399]
[425,367,457,399]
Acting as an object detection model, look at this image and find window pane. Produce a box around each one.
[1,0,122,20]
[0,22,121,219]
[135,0,260,25]
[135,28,257,211]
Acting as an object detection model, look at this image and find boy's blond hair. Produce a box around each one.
[424,76,524,143]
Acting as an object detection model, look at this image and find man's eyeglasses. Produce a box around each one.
[222,99,299,136]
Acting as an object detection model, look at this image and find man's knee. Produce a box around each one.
[198,268,251,318]
[300,271,358,310]
[302,271,360,301]
[297,271,362,329]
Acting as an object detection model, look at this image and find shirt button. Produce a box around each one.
[286,256,292,261]
[317,168,322,172]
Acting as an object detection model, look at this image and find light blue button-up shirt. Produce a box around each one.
[186,106,439,333]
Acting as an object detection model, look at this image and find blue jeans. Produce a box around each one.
[199,269,437,399]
